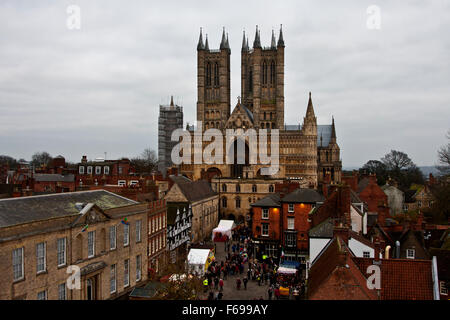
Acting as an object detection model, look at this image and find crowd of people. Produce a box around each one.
[200,224,306,300]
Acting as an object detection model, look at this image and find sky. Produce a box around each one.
[0,0,449,167]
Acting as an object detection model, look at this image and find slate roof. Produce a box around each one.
[308,217,333,238]
[285,124,333,147]
[0,190,137,228]
[250,193,281,207]
[353,257,434,300]
[34,174,75,182]
[176,180,217,203]
[281,188,324,203]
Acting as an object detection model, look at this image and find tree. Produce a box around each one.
[381,150,414,171]
[0,155,18,169]
[360,160,388,185]
[437,129,450,176]
[130,148,157,174]
[31,151,52,168]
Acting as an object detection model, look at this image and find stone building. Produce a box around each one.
[0,190,148,300]
[177,27,342,222]
[164,177,218,243]
[381,183,405,215]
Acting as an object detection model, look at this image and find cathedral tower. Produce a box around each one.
[197,28,231,131]
[241,25,284,129]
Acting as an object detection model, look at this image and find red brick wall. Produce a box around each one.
[252,206,281,241]
[281,202,312,250]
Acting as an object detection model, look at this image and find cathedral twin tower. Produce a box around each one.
[196,26,285,131]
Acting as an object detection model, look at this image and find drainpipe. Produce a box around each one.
[431,256,440,300]
[395,241,400,258]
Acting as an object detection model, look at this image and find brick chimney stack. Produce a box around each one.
[333,223,349,245]
[81,155,87,164]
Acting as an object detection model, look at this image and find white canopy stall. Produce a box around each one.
[187,248,214,276]
[212,219,236,242]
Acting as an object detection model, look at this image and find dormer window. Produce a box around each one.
[79,166,85,174]
[95,166,101,175]
[87,166,93,174]
[104,166,110,175]
[406,249,415,259]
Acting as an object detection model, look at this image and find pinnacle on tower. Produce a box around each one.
[220,27,227,49]
[306,91,316,118]
[205,34,209,51]
[253,25,261,48]
[225,33,230,50]
[331,116,337,141]
[197,28,205,50]
[278,24,285,47]
[242,30,248,51]
[271,29,276,49]
[170,95,174,107]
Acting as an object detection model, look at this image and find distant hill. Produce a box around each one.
[343,166,440,177]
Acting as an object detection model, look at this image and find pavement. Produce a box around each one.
[201,241,282,300]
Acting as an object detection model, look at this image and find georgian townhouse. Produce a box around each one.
[0,190,148,300]
[147,199,168,277]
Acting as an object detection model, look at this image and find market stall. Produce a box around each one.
[187,248,215,276]
[212,219,236,242]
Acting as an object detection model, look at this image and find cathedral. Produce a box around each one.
[178,26,342,221]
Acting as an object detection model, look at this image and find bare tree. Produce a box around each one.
[437,130,450,176]
[31,151,52,167]
[131,148,157,174]
[381,150,414,171]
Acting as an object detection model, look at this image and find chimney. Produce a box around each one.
[81,155,87,163]
[333,224,349,245]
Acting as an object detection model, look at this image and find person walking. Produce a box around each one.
[275,287,280,300]
[219,278,224,292]
[243,277,248,290]
[257,274,261,286]
[203,278,209,293]
[217,292,223,300]
[268,286,273,300]
[214,277,219,289]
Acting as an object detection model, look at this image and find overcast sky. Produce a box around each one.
[0,0,449,167]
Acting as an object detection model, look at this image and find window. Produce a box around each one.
[222,197,227,208]
[152,238,155,254]
[288,203,294,213]
[110,264,116,294]
[406,249,415,259]
[222,184,227,192]
[363,251,370,258]
[236,197,241,208]
[130,180,138,186]
[37,290,47,300]
[79,166,85,174]
[124,224,129,246]
[58,283,66,300]
[262,224,269,237]
[285,233,296,247]
[158,216,161,230]
[262,208,269,219]
[57,238,66,267]
[36,242,46,273]
[162,215,165,228]
[118,180,126,187]
[118,166,123,174]
[236,184,240,192]
[440,281,448,295]
[287,217,294,230]
[151,218,155,233]
[136,255,142,282]
[124,259,130,287]
[87,166,92,174]
[95,166,101,174]
[252,185,257,193]
[109,226,116,250]
[88,231,95,258]
[269,185,274,193]
[136,220,142,243]
[104,166,110,175]
[12,247,24,281]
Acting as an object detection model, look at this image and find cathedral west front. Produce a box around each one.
[178,26,342,222]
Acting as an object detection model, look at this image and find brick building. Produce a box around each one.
[250,188,324,261]
[147,199,168,277]
[0,190,148,300]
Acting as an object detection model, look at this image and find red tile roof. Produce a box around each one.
[352,257,434,300]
